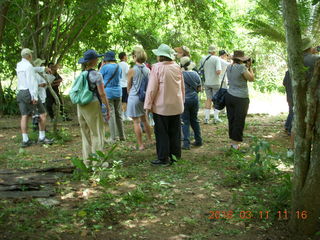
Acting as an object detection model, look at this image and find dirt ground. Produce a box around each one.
[0,113,314,240]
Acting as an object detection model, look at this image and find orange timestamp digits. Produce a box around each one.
[209,210,234,219]
[209,210,308,220]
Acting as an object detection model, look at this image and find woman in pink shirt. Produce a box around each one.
[144,44,185,165]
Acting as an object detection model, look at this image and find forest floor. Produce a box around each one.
[0,111,313,240]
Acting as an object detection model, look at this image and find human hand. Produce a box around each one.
[31,99,38,104]
[105,111,110,121]
[45,67,52,74]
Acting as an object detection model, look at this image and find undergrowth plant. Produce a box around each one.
[72,144,126,186]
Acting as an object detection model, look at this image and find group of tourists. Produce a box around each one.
[19,37,320,166]
[16,49,67,147]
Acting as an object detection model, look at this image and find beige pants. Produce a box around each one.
[77,101,105,166]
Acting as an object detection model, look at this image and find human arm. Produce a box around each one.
[26,66,38,102]
[181,72,185,101]
[34,66,52,74]
[144,66,159,112]
[97,83,110,120]
[127,68,135,93]
[215,57,222,75]
[242,65,255,82]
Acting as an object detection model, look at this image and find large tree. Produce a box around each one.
[282,0,320,236]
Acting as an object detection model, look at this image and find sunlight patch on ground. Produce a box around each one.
[120,218,160,228]
[277,162,293,172]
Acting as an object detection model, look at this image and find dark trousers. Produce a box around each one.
[181,98,202,147]
[285,100,293,134]
[153,113,181,161]
[46,88,63,119]
[225,92,249,142]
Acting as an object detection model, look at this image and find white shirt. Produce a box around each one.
[200,54,222,86]
[118,61,130,88]
[16,58,45,101]
[36,73,47,103]
[219,58,230,84]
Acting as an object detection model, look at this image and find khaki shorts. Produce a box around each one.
[204,85,220,100]
[17,90,46,116]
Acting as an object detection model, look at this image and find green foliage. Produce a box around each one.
[271,173,292,210]
[72,145,127,186]
[0,87,19,115]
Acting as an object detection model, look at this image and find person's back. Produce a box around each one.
[303,53,320,81]
[119,61,129,88]
[227,64,249,98]
[201,54,222,86]
[147,61,184,116]
[100,63,122,99]
[183,70,200,101]
[130,64,150,96]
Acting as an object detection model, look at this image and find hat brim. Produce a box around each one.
[103,57,116,61]
[152,49,174,60]
[78,54,103,64]
[232,56,250,61]
[302,42,314,51]
[78,58,87,64]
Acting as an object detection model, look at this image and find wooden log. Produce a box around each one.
[0,190,55,199]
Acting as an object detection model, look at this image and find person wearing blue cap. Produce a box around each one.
[77,49,111,167]
[100,51,125,142]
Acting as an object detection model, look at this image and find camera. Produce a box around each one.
[243,58,255,68]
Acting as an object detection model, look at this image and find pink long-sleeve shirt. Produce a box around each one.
[144,61,185,116]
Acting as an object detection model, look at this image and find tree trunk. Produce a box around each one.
[0,0,10,115]
[282,0,320,236]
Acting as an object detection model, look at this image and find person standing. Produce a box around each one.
[16,48,53,147]
[45,63,64,120]
[77,49,110,167]
[180,56,202,150]
[118,52,130,121]
[100,51,125,142]
[127,47,153,150]
[200,45,222,124]
[174,46,190,59]
[144,44,185,165]
[283,70,293,135]
[225,50,254,150]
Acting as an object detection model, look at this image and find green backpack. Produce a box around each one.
[69,70,93,105]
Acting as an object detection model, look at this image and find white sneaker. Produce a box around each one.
[287,149,294,158]
[214,118,223,124]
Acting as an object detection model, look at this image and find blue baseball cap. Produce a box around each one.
[104,51,117,61]
[78,49,103,64]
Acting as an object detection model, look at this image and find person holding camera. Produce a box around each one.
[225,51,254,150]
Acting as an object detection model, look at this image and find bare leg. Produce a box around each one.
[140,114,152,142]
[21,115,29,134]
[39,113,47,131]
[132,117,144,150]
[205,99,212,109]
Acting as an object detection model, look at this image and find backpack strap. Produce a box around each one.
[199,55,211,70]
[87,69,102,105]
[104,64,119,88]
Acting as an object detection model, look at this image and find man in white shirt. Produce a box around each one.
[16,48,52,147]
[200,45,222,124]
[118,52,130,121]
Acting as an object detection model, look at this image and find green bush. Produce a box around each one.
[1,87,19,115]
